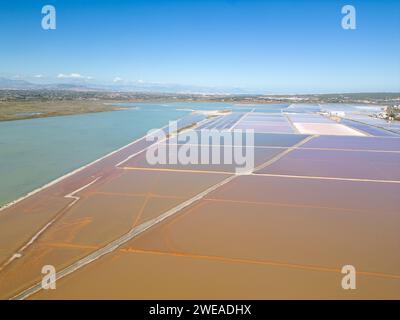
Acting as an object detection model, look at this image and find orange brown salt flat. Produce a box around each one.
[29,174,400,299]
[30,242,400,299]
[0,170,228,299]
[209,175,400,213]
[126,200,400,275]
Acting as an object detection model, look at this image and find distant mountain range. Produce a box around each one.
[0,77,41,89]
[0,77,257,94]
[0,77,101,91]
[3,77,397,96]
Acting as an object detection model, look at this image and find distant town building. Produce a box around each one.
[329,111,346,117]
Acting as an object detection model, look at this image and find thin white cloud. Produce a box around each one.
[57,73,92,80]
[34,74,44,78]
[57,73,83,79]
[113,76,123,83]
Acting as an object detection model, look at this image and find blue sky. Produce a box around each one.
[0,0,399,93]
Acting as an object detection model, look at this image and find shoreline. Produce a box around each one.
[0,122,172,212]
[0,100,129,122]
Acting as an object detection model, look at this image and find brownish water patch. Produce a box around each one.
[0,195,72,265]
[0,170,228,298]
[31,249,400,299]
[210,175,400,214]
[0,246,91,299]
[127,200,400,275]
